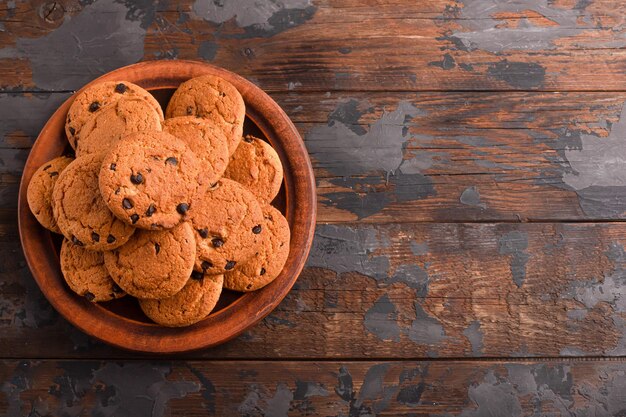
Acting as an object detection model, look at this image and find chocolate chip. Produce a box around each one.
[69,126,76,136]
[246,283,253,290]
[84,292,95,301]
[191,270,204,280]
[201,260,212,270]
[88,101,100,112]
[122,198,133,209]
[211,238,224,248]
[43,164,52,170]
[252,225,262,234]
[114,188,121,195]
[71,236,83,246]
[176,203,189,214]
[107,234,116,244]
[219,92,226,97]
[155,243,160,254]
[244,136,254,143]
[198,228,209,239]
[145,204,156,217]
[109,163,116,171]
[49,171,59,177]
[115,83,127,93]
[165,157,178,166]
[112,283,123,293]
[130,173,143,185]
[225,261,236,270]
[260,267,266,276]
[186,106,193,115]
[91,232,100,242]
[130,214,139,224]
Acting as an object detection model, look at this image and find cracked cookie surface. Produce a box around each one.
[99,131,201,230]
[104,222,196,299]
[66,81,163,149]
[52,154,135,250]
[224,205,290,292]
[139,273,223,327]
[224,135,283,203]
[165,75,244,155]
[60,239,126,302]
[189,178,264,275]
[27,156,74,233]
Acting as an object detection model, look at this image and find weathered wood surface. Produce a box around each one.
[0,0,625,92]
[3,91,626,222]
[2,359,626,416]
[3,222,626,359]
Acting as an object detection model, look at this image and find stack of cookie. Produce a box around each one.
[27,76,290,327]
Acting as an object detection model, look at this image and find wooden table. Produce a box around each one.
[2,0,626,415]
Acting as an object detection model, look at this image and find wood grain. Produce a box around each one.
[2,222,626,359]
[0,0,624,92]
[2,359,626,416]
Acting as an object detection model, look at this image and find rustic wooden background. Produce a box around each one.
[2,0,626,415]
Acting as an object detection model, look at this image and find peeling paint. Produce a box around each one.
[463,320,484,356]
[487,60,546,89]
[364,294,402,342]
[428,53,456,70]
[460,186,487,209]
[407,303,447,352]
[293,380,329,400]
[499,231,530,288]
[0,0,146,90]
[459,370,522,417]
[410,241,429,256]
[265,383,293,417]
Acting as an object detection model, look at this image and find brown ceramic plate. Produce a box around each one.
[17,60,316,353]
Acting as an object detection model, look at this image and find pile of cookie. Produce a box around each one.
[27,75,290,327]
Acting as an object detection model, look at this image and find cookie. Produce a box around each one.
[99,131,202,230]
[224,135,283,203]
[139,273,223,327]
[189,178,264,275]
[60,239,125,302]
[104,222,196,299]
[65,81,163,149]
[162,116,229,185]
[165,74,245,155]
[52,154,135,250]
[75,97,162,156]
[27,156,73,233]
[224,205,290,292]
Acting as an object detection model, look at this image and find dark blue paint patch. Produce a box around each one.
[459,62,475,72]
[428,53,456,70]
[187,365,216,414]
[338,47,352,54]
[198,40,218,61]
[396,383,425,406]
[328,99,370,136]
[436,33,471,52]
[264,314,297,328]
[114,0,156,28]
[532,365,573,400]
[487,60,546,89]
[407,303,447,353]
[463,320,484,356]
[387,264,429,296]
[364,294,402,342]
[499,231,530,288]
[293,380,329,400]
[460,186,486,209]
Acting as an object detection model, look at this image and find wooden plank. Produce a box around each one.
[0,0,624,92]
[1,359,626,416]
[4,91,626,221]
[3,222,626,359]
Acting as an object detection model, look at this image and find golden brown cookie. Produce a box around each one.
[52,154,135,250]
[99,131,202,230]
[103,222,196,299]
[27,156,73,233]
[165,75,245,155]
[189,178,264,275]
[66,81,163,149]
[224,205,290,292]
[75,97,162,156]
[139,274,223,327]
[162,116,229,185]
[224,135,284,203]
[60,239,125,302]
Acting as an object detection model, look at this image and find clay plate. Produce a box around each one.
[17,60,317,353]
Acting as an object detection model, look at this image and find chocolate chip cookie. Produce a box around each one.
[224,205,290,292]
[60,239,125,302]
[224,135,284,203]
[52,154,135,250]
[99,131,202,230]
[165,75,244,155]
[75,97,162,156]
[104,222,196,299]
[163,116,229,185]
[27,156,73,233]
[139,273,223,327]
[66,81,163,149]
[189,178,264,275]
